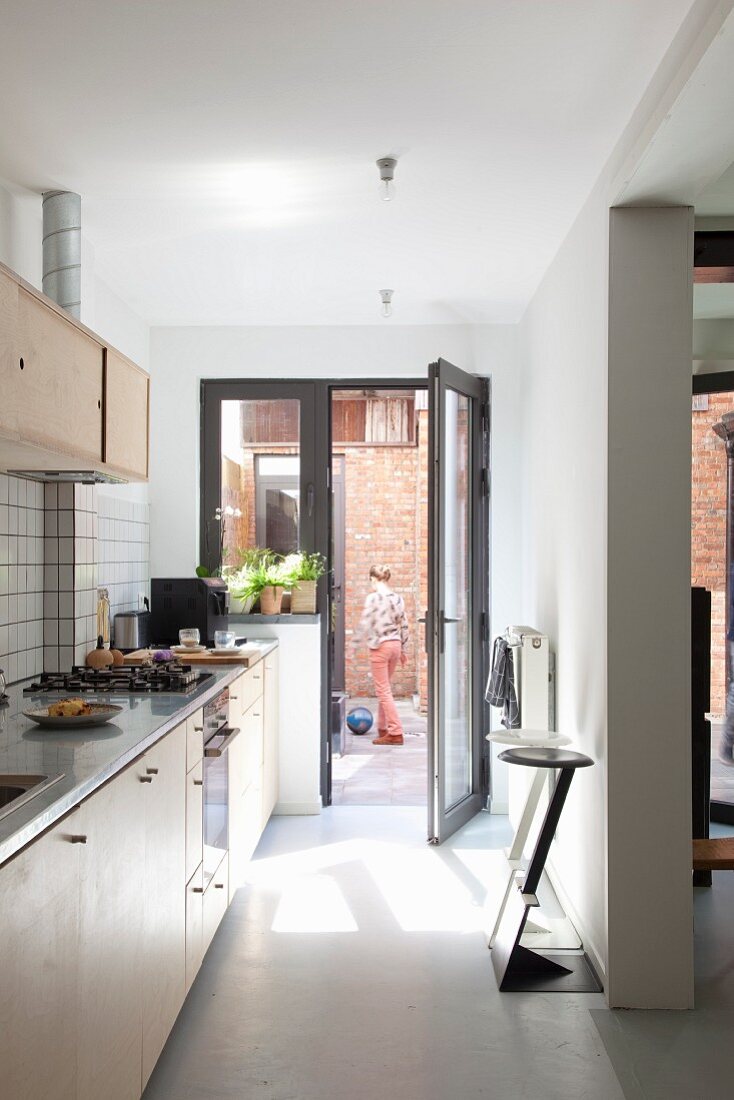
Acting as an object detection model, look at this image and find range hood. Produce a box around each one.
[7,469,127,485]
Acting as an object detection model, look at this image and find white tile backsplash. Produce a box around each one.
[0,477,151,684]
[98,496,150,644]
[0,474,45,684]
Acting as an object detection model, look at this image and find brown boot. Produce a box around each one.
[372,733,404,745]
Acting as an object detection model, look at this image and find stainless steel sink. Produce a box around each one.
[0,773,64,821]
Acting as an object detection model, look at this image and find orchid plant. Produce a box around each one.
[198,505,242,577]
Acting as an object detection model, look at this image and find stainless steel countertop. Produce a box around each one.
[0,639,278,867]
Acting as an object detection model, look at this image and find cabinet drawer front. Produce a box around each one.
[186,709,204,770]
[242,664,264,712]
[17,288,104,462]
[228,672,246,725]
[185,862,204,994]
[185,760,204,884]
[104,348,149,479]
[243,706,265,776]
[202,853,229,953]
[229,779,263,900]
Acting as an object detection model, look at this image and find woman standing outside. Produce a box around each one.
[357,564,410,746]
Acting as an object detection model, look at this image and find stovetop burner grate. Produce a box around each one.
[24,662,213,696]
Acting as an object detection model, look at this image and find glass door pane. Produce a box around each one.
[218,398,301,572]
[443,389,472,810]
[428,359,487,844]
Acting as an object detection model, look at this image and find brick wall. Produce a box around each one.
[219,425,429,709]
[345,433,431,699]
[692,393,734,714]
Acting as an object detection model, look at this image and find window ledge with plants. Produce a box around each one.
[217,549,326,617]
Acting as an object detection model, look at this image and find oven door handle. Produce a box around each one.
[204,726,241,757]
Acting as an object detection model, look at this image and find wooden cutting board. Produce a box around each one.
[123,647,262,666]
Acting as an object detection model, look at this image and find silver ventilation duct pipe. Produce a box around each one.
[42,190,81,318]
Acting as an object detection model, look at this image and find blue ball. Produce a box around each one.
[346,706,374,734]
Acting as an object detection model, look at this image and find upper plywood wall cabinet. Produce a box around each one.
[0,261,149,482]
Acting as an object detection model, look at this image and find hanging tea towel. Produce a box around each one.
[485,637,520,729]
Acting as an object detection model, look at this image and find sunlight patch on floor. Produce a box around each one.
[245,834,513,936]
[271,873,359,933]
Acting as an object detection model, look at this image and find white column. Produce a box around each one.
[607,206,694,1008]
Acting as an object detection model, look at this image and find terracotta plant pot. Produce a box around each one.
[290,579,317,614]
[259,585,284,615]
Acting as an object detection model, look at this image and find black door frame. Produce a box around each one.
[199,374,491,821]
[692,370,734,825]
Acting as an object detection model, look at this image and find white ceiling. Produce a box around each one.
[0,1,694,325]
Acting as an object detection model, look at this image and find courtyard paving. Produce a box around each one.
[331,696,427,806]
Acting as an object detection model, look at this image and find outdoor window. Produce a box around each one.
[219,398,301,568]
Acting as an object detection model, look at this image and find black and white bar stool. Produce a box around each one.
[486,728,575,949]
[491,746,601,992]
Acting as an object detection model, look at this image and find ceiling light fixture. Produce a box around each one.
[379,289,394,318]
[376,157,397,202]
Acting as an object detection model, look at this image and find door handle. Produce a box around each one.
[307,483,315,517]
[418,614,429,653]
[438,610,460,654]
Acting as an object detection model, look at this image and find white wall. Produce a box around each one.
[517,186,609,980]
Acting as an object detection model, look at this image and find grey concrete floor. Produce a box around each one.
[332,697,427,806]
[143,810,734,1100]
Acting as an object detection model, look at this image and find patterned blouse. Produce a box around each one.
[359,590,410,651]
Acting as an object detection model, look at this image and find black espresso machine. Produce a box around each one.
[150,577,230,647]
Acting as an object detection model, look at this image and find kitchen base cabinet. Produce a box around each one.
[263,650,280,824]
[186,758,204,883]
[141,727,187,1089]
[185,862,205,993]
[77,762,145,1100]
[0,810,82,1100]
[203,852,229,952]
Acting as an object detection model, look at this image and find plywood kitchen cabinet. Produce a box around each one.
[186,757,204,883]
[185,861,205,993]
[0,264,19,438]
[104,347,150,479]
[16,287,105,462]
[141,726,187,1089]
[203,851,229,952]
[263,649,280,824]
[0,259,149,481]
[77,759,146,1100]
[0,809,82,1100]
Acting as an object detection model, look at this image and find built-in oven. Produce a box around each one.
[202,686,239,878]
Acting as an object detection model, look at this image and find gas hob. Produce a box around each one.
[24,662,213,696]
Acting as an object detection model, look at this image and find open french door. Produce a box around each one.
[427,359,490,844]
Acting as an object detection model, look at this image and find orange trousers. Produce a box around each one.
[369,640,403,737]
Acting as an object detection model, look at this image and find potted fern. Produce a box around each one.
[237,555,290,615]
[284,552,326,614]
[224,548,272,613]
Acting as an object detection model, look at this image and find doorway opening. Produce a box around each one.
[692,380,734,822]
[329,387,429,807]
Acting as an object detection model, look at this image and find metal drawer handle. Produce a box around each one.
[140,775,153,783]
[193,778,203,786]
[194,726,203,732]
[192,886,204,894]
[70,834,87,844]
[146,767,159,775]
[214,882,225,889]
[230,695,238,700]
